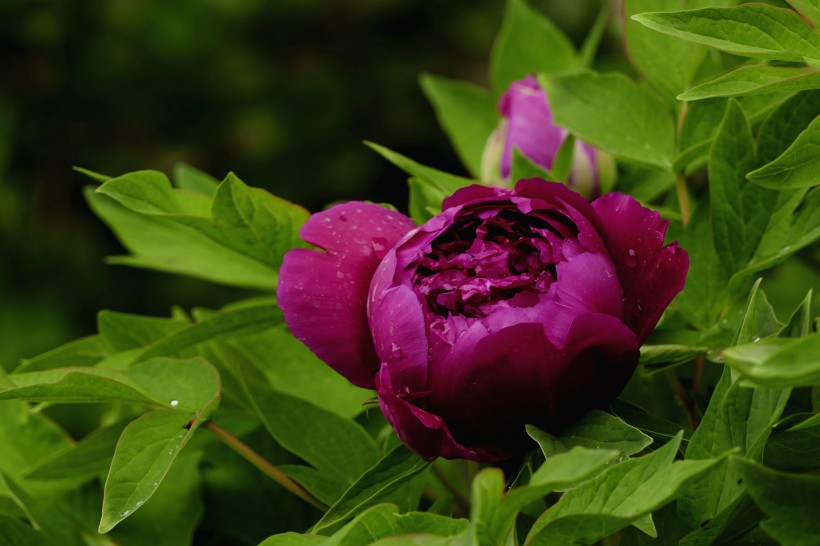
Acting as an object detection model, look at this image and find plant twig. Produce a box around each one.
[675,174,692,227]
[666,369,699,430]
[204,421,328,511]
[692,355,705,395]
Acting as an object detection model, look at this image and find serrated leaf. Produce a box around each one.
[312,445,429,534]
[788,0,820,27]
[173,162,219,196]
[489,0,577,93]
[419,74,498,178]
[525,433,723,546]
[539,71,675,170]
[724,334,820,387]
[747,115,820,189]
[223,341,379,484]
[528,411,653,457]
[624,0,713,103]
[632,4,820,63]
[680,65,820,101]
[734,458,820,546]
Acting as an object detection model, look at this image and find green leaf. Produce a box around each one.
[528,411,653,458]
[640,344,709,373]
[747,115,820,189]
[624,0,712,103]
[526,433,723,546]
[788,0,820,27]
[0,402,72,485]
[111,451,203,546]
[489,0,577,93]
[469,468,504,546]
[0,474,86,546]
[677,363,790,528]
[173,162,219,196]
[765,412,820,469]
[579,7,609,68]
[611,400,694,445]
[0,514,50,546]
[312,445,430,534]
[278,465,349,506]
[735,458,820,546]
[539,71,675,170]
[14,335,109,373]
[98,311,187,352]
[225,341,379,484]
[709,99,772,276]
[632,4,820,63]
[259,534,325,546]
[100,411,202,533]
[419,74,498,178]
[73,166,112,183]
[680,65,820,101]
[367,142,474,195]
[321,504,468,546]
[735,280,784,346]
[783,289,814,338]
[407,177,448,225]
[724,334,820,387]
[24,419,130,480]
[509,148,553,183]
[86,171,309,290]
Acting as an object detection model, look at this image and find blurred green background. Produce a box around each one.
[0,0,610,369]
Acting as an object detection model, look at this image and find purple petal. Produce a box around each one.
[376,364,509,462]
[592,193,689,343]
[278,202,416,388]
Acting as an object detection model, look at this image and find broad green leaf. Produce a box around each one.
[489,0,577,93]
[321,504,468,546]
[747,115,820,189]
[100,411,203,533]
[539,71,675,170]
[614,163,676,203]
[0,515,50,546]
[632,4,820,63]
[735,458,820,546]
[279,465,348,506]
[709,100,771,276]
[111,452,203,546]
[259,535,325,546]
[419,74,498,178]
[624,0,711,103]
[312,446,430,534]
[528,411,653,457]
[1,474,86,546]
[724,334,820,387]
[98,311,187,352]
[225,341,379,484]
[173,162,219,196]
[765,412,820,469]
[509,148,553,183]
[788,0,820,26]
[0,402,72,486]
[24,419,130,480]
[678,362,789,528]
[132,301,281,364]
[367,142,474,195]
[680,65,820,101]
[469,468,504,546]
[526,433,722,546]
[407,177,446,224]
[14,335,108,373]
[87,171,309,290]
[783,289,814,338]
[611,400,694,445]
[639,344,709,373]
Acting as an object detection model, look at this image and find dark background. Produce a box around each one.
[0,0,607,368]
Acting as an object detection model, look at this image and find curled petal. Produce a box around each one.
[376,364,508,462]
[592,193,689,342]
[278,202,416,388]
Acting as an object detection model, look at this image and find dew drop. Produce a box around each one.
[336,270,345,279]
[752,336,761,343]
[391,343,402,359]
[121,509,132,517]
[625,248,638,268]
[169,399,179,407]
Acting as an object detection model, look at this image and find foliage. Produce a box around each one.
[2,0,819,545]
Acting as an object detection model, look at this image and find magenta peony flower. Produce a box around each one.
[278,180,688,462]
[482,75,615,199]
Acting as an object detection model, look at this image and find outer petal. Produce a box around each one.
[278,202,416,388]
[376,364,508,462]
[592,193,689,343]
[428,316,639,448]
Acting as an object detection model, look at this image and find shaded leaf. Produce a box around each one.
[680,65,820,101]
[747,115,820,189]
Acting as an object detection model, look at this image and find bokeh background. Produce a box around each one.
[1,0,815,371]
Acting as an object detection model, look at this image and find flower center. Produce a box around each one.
[411,209,563,318]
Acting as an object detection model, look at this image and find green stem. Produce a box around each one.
[204,421,328,511]
[431,463,471,517]
[665,369,699,430]
[675,174,692,227]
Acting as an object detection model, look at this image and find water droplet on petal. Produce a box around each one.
[336,270,345,279]
[169,399,179,407]
[391,343,402,359]
[625,248,638,268]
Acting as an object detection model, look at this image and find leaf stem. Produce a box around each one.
[665,370,700,430]
[204,421,328,511]
[675,174,692,226]
[431,463,471,517]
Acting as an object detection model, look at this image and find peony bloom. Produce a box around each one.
[278,180,687,462]
[482,75,615,199]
